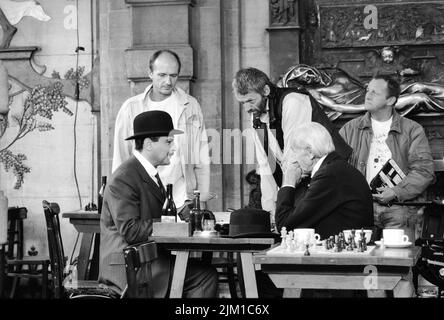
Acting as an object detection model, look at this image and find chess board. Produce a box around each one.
[266,244,376,257]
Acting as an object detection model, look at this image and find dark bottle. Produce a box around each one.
[189,190,202,235]
[97,176,107,214]
[161,184,177,223]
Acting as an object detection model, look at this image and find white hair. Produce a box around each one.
[290,122,335,157]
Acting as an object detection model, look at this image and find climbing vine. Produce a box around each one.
[0,66,89,189]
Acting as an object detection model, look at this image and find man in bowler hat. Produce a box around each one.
[99,110,218,298]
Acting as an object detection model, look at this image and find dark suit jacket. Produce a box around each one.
[275,151,374,239]
[98,156,171,297]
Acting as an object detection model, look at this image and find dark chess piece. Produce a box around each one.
[358,239,364,252]
[351,229,357,249]
[348,234,353,246]
[304,243,310,256]
[346,242,354,251]
[360,228,367,251]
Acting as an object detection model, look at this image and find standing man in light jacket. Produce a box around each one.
[340,75,435,242]
[112,50,211,214]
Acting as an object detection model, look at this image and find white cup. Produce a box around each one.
[293,228,321,246]
[382,229,409,245]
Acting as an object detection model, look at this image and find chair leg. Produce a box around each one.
[9,277,19,299]
[42,262,49,299]
[226,264,238,298]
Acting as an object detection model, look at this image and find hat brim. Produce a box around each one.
[125,129,183,140]
[222,232,281,241]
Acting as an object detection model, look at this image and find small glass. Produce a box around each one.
[202,219,215,231]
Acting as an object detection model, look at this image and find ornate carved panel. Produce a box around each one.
[319,3,444,48]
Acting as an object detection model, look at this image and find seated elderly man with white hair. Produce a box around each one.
[275,122,374,239]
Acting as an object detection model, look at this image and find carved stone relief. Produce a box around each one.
[320,3,444,48]
[270,0,298,26]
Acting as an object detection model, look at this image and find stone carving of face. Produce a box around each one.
[381,47,394,64]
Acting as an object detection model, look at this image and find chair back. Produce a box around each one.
[123,241,158,298]
[5,207,27,259]
[42,200,65,298]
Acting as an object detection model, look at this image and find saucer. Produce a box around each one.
[375,240,412,248]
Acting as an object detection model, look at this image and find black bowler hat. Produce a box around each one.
[125,110,183,140]
[224,208,280,241]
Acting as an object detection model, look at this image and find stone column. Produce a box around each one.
[267,0,301,81]
[124,0,195,94]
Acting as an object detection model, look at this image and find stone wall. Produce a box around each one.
[0,0,96,257]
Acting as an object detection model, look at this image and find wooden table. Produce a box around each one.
[148,236,275,298]
[60,211,233,282]
[62,210,100,281]
[253,245,421,298]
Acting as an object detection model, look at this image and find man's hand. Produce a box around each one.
[372,187,397,204]
[282,160,303,187]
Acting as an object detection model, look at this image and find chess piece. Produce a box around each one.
[324,239,329,251]
[351,229,357,249]
[360,228,367,251]
[358,239,365,252]
[286,231,294,251]
[347,234,353,245]
[280,227,287,248]
[304,243,311,256]
[333,243,339,252]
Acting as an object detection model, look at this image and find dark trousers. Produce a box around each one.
[177,258,219,298]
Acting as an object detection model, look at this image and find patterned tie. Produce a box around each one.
[154,173,166,199]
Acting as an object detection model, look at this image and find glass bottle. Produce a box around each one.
[161,184,177,223]
[98,176,107,214]
[189,190,202,235]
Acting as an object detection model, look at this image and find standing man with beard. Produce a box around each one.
[113,50,211,217]
[232,67,351,221]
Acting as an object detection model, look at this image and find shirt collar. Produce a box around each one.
[133,150,158,178]
[311,154,328,178]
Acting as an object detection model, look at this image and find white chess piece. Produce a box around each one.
[280,227,287,249]
[286,231,294,251]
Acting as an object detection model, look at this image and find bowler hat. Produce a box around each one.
[224,208,280,241]
[125,110,183,140]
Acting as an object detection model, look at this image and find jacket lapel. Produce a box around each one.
[311,152,340,181]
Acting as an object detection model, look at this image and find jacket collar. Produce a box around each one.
[311,151,341,180]
[358,110,402,134]
[142,84,190,110]
[129,156,165,203]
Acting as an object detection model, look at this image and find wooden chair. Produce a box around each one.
[42,200,118,299]
[123,241,158,298]
[4,207,51,298]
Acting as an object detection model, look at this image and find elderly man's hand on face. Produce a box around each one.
[372,186,397,204]
[282,155,303,187]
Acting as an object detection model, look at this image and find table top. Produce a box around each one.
[62,210,100,219]
[149,236,275,252]
[62,211,231,222]
[253,244,421,267]
[149,236,274,245]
